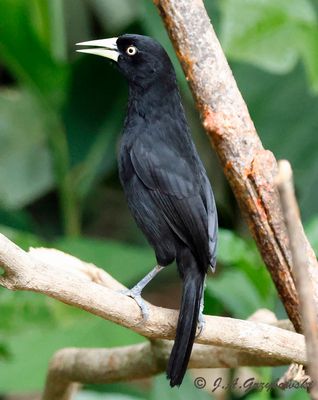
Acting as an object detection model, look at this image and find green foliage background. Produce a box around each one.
[0,0,317,398]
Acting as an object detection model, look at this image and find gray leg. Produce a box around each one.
[121,265,164,320]
[196,278,206,337]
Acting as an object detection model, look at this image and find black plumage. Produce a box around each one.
[77,34,218,387]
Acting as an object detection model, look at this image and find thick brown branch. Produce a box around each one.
[277,160,318,399]
[153,0,318,333]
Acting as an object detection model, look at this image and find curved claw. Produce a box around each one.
[196,285,206,338]
[119,288,149,321]
[196,312,205,338]
[117,265,163,322]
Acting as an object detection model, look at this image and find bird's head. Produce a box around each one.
[76,34,175,88]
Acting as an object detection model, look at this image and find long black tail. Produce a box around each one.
[166,249,204,387]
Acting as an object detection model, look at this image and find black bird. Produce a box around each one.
[77,34,218,387]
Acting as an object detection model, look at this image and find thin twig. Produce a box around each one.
[278,363,312,390]
[277,160,318,399]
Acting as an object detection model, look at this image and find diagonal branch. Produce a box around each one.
[153,0,318,333]
[277,160,318,399]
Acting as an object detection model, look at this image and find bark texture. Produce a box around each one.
[153,0,318,333]
[0,236,306,362]
[277,161,318,399]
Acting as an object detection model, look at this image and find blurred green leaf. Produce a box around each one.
[0,208,35,232]
[64,0,92,49]
[0,290,54,333]
[220,0,318,90]
[245,394,270,400]
[0,0,68,106]
[48,0,67,62]
[298,24,318,92]
[70,95,123,200]
[0,0,81,236]
[150,374,211,400]
[0,224,44,249]
[0,312,143,392]
[218,229,273,300]
[0,225,156,284]
[233,62,318,221]
[218,229,260,267]
[206,269,266,319]
[76,392,144,400]
[306,215,318,254]
[63,56,125,166]
[0,90,54,209]
[73,121,118,200]
[29,0,51,48]
[0,342,11,361]
[282,388,312,400]
[54,236,156,285]
[89,0,141,32]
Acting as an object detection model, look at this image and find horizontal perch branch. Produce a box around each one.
[0,233,306,365]
[43,330,300,400]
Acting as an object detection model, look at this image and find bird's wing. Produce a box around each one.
[130,137,217,268]
[130,137,199,199]
[202,174,218,269]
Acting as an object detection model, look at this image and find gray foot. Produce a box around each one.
[196,286,205,337]
[120,287,149,320]
[119,265,164,321]
[196,311,206,337]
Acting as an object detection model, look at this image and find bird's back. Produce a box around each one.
[119,81,217,270]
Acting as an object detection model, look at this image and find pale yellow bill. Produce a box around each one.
[76,37,119,62]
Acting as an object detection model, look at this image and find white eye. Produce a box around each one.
[126,45,137,56]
